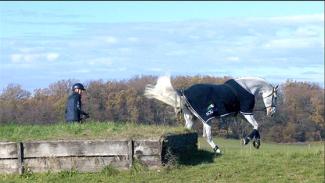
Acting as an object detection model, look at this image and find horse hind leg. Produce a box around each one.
[183,108,194,130]
[202,123,207,137]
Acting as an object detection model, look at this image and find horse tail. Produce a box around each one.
[144,75,179,108]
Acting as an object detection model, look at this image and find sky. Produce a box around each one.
[0,1,324,91]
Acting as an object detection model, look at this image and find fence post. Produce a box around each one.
[128,140,133,169]
[17,142,24,175]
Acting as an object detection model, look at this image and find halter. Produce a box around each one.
[254,87,277,112]
[264,88,277,108]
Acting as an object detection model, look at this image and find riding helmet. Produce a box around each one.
[72,83,85,91]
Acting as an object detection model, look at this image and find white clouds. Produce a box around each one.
[268,14,324,24]
[103,36,118,44]
[295,25,322,37]
[100,36,140,45]
[148,67,163,72]
[165,50,188,56]
[10,52,60,63]
[263,38,314,49]
[2,12,323,90]
[10,54,23,63]
[225,56,240,62]
[127,37,139,43]
[263,24,323,49]
[46,53,60,61]
[87,57,113,67]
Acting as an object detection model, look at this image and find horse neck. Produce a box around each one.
[174,93,182,108]
[235,78,272,97]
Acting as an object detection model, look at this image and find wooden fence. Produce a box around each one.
[0,133,197,174]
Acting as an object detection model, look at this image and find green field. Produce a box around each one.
[0,122,324,183]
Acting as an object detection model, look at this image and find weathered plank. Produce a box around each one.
[133,140,162,169]
[136,155,162,169]
[0,159,19,174]
[23,140,129,158]
[24,156,130,172]
[0,142,17,159]
[133,140,162,156]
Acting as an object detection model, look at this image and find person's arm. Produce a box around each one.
[76,95,89,118]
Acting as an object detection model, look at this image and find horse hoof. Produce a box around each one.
[242,137,250,145]
[213,147,222,155]
[253,139,260,149]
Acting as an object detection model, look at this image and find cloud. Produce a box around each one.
[267,14,324,24]
[87,57,113,67]
[46,53,59,61]
[225,56,240,62]
[10,54,23,63]
[10,52,60,63]
[127,37,139,43]
[147,67,163,72]
[1,13,323,90]
[103,36,118,44]
[263,38,316,49]
[165,50,188,56]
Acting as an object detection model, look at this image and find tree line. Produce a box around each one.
[0,75,323,142]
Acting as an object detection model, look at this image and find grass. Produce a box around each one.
[0,121,186,141]
[0,122,324,182]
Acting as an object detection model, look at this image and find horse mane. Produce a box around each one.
[236,77,273,87]
[144,75,179,108]
[236,76,267,82]
[235,76,274,96]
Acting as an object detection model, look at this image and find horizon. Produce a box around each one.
[0,1,324,91]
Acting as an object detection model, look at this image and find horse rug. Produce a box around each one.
[181,79,255,123]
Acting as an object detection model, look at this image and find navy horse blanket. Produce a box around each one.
[181,79,255,123]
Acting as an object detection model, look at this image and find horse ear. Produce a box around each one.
[274,85,279,91]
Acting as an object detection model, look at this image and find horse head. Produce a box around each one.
[262,85,278,116]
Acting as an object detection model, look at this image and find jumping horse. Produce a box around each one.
[144,76,278,154]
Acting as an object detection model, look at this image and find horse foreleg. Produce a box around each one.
[243,114,261,149]
[243,114,258,130]
[203,122,221,154]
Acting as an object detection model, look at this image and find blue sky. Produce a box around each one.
[0,1,324,91]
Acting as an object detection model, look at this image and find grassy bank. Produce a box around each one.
[0,122,186,141]
[0,123,323,182]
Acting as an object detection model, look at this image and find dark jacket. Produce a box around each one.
[65,92,87,122]
[182,79,255,123]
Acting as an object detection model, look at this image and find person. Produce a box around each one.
[65,83,89,123]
